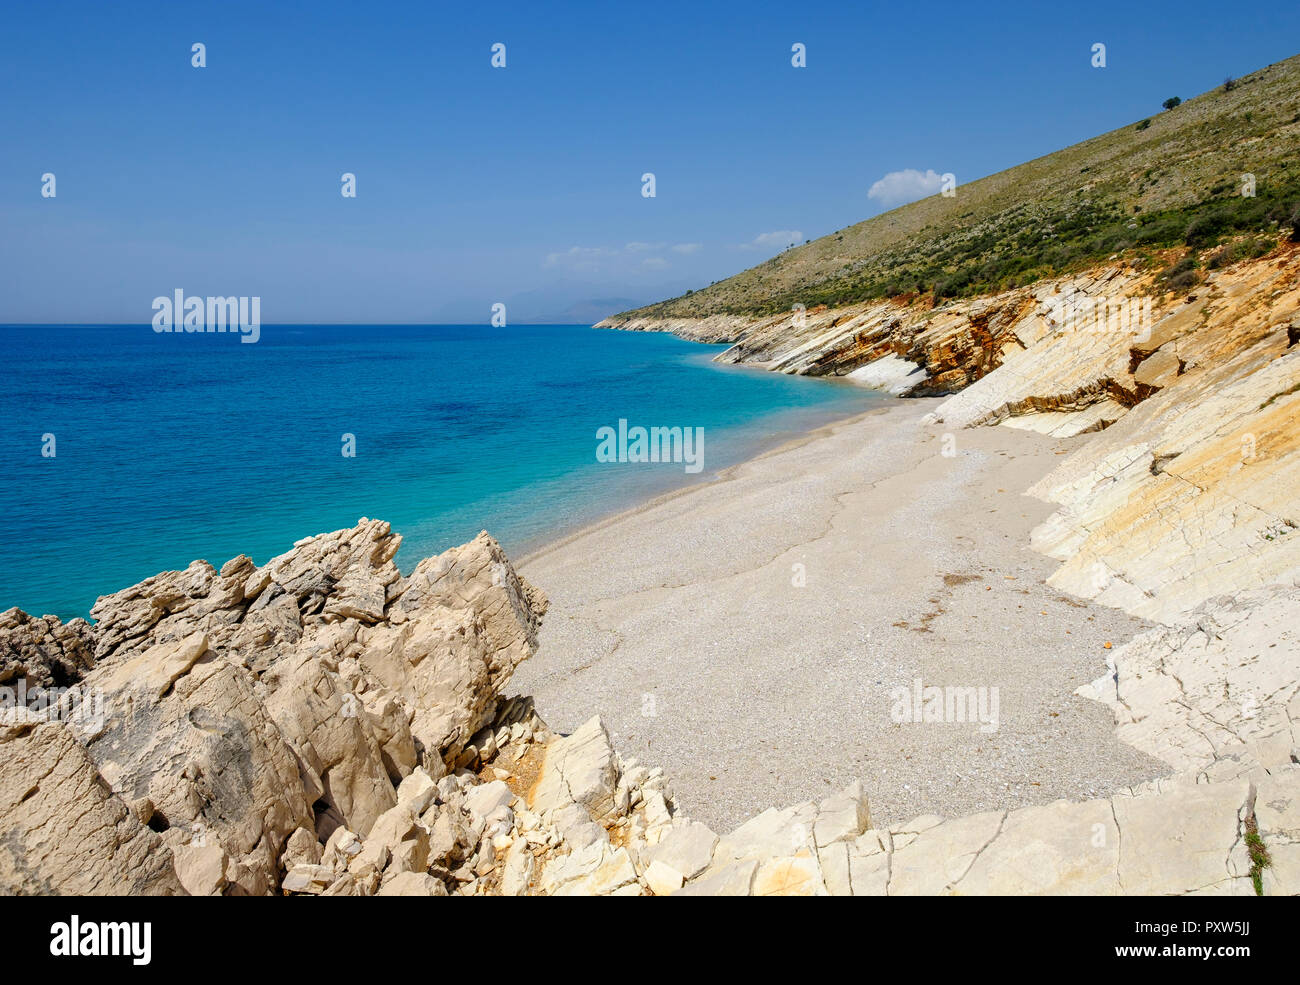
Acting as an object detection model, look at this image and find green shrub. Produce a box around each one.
[1161,254,1197,280]
[1136,119,1151,131]
[742,169,1300,314]
[1207,236,1273,269]
[1163,96,1182,110]
[1185,208,1232,247]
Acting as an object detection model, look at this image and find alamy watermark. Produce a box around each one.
[50,916,150,965]
[0,678,105,731]
[890,677,1000,733]
[596,419,704,474]
[152,289,261,343]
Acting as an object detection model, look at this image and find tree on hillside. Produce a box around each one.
[1163,96,1182,110]
[1223,76,1237,92]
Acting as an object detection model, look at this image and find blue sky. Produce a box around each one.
[2,0,1296,323]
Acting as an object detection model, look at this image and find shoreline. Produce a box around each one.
[512,397,1169,831]
[516,400,894,567]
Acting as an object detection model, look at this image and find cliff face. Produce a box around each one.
[601,272,1116,398]
[934,245,1300,625]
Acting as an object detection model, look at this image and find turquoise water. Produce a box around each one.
[1,324,879,619]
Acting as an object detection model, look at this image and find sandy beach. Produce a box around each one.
[513,398,1170,831]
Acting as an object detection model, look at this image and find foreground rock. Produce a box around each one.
[1077,585,1300,781]
[0,608,94,689]
[0,521,547,895]
[0,722,185,895]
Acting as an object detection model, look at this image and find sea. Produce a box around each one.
[0,323,880,619]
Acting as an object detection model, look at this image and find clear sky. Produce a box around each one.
[2,0,1297,324]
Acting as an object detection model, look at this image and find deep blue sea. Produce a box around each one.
[1,324,879,619]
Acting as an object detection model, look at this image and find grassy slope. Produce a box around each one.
[614,54,1300,320]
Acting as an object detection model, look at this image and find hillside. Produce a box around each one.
[604,53,1300,323]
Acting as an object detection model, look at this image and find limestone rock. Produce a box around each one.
[954,799,1119,895]
[322,827,363,871]
[376,871,447,896]
[463,780,514,822]
[813,780,871,848]
[1256,770,1300,896]
[548,802,606,851]
[427,809,475,870]
[354,532,547,765]
[674,859,758,896]
[0,722,184,895]
[0,519,548,895]
[282,864,336,895]
[282,826,321,869]
[642,820,718,882]
[171,840,231,896]
[1079,585,1300,777]
[1111,777,1254,895]
[550,845,639,896]
[643,859,684,895]
[396,767,438,814]
[529,716,619,821]
[705,780,867,876]
[887,810,1006,895]
[500,838,535,896]
[257,647,397,839]
[0,608,95,689]
[78,638,314,895]
[538,839,607,895]
[752,852,826,896]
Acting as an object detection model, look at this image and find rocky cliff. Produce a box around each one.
[1,521,550,896]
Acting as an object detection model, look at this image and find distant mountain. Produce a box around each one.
[546,297,647,325]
